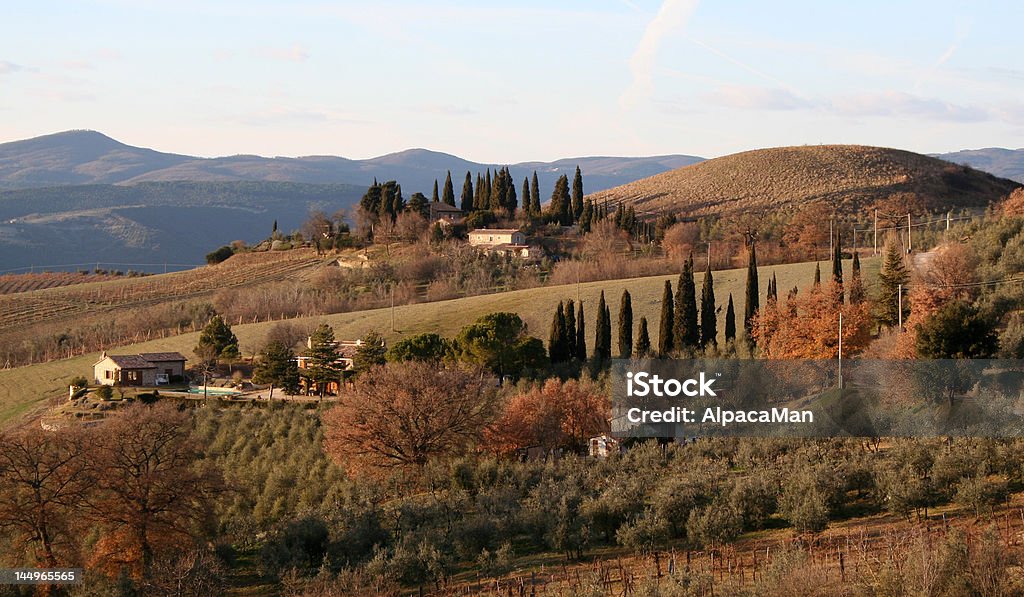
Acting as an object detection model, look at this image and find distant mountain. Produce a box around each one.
[0,130,704,194]
[589,145,1021,218]
[931,148,1024,183]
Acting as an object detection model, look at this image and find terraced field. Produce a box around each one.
[0,271,130,294]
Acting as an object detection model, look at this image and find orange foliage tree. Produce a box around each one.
[752,281,872,359]
[484,378,610,454]
[322,361,499,478]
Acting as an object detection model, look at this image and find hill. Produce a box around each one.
[932,147,1024,183]
[0,256,876,425]
[0,181,363,271]
[0,130,704,194]
[588,145,1021,218]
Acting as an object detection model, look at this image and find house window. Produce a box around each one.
[105,370,113,380]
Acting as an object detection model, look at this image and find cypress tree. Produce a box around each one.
[572,165,584,221]
[566,300,577,359]
[618,290,633,359]
[659,280,674,356]
[744,243,760,342]
[483,169,492,208]
[575,301,587,361]
[635,317,651,358]
[490,168,504,211]
[474,173,484,210]
[549,174,572,225]
[768,272,778,302]
[505,170,517,213]
[725,294,737,343]
[700,260,717,348]
[813,263,821,287]
[549,301,567,363]
[530,171,541,214]
[832,229,844,303]
[522,177,531,215]
[461,172,473,212]
[432,179,439,203]
[849,252,865,304]
[580,200,594,234]
[442,170,455,206]
[675,254,699,350]
[594,291,611,362]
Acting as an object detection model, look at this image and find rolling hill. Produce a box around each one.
[0,255,876,425]
[588,145,1021,218]
[0,130,704,193]
[933,147,1024,183]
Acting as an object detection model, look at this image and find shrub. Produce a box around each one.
[95,385,113,401]
[259,517,330,576]
[205,245,234,265]
[686,504,743,549]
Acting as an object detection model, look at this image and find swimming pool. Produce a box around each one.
[187,386,242,397]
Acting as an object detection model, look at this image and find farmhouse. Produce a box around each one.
[93,351,186,386]
[429,202,464,224]
[296,337,383,395]
[467,228,541,260]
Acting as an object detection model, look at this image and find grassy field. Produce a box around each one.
[0,256,879,427]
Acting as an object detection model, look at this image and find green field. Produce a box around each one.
[0,256,878,426]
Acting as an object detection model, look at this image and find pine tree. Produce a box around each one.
[618,290,633,359]
[549,301,568,363]
[407,192,429,218]
[849,252,865,304]
[432,179,440,203]
[594,291,611,362]
[566,300,577,359]
[253,340,300,395]
[442,171,455,206]
[700,261,717,348]
[195,315,240,364]
[878,242,909,327]
[461,172,474,212]
[303,323,341,398]
[659,280,674,356]
[635,317,651,358]
[575,301,587,361]
[530,171,541,215]
[744,243,760,343]
[725,294,737,343]
[674,254,699,350]
[572,166,584,222]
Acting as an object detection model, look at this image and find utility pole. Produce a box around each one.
[907,213,912,253]
[897,284,903,329]
[838,311,843,390]
[946,210,951,232]
[873,210,878,256]
[707,242,712,269]
[391,285,396,332]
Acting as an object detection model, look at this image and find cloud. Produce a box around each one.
[253,44,309,63]
[620,0,700,109]
[0,60,28,75]
[421,104,478,117]
[703,85,812,111]
[829,91,989,122]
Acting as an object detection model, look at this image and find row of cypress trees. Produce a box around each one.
[658,254,732,356]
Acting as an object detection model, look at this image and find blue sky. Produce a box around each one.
[2,0,1023,161]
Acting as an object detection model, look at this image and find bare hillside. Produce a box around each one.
[588,145,1021,217]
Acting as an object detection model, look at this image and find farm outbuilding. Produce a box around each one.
[93,351,186,386]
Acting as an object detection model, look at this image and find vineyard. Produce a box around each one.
[0,271,129,294]
[0,250,326,331]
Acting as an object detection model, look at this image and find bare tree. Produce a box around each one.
[322,361,499,477]
[0,426,95,567]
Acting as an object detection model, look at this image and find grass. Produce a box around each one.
[588,145,1018,217]
[0,256,879,427]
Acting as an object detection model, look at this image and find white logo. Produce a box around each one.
[626,371,717,397]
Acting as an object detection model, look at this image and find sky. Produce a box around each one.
[2,0,1024,162]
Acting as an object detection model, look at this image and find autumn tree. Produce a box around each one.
[752,281,872,359]
[662,222,701,261]
[323,362,499,476]
[88,403,223,577]
[485,378,609,455]
[618,290,633,359]
[659,281,674,356]
[0,427,94,568]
